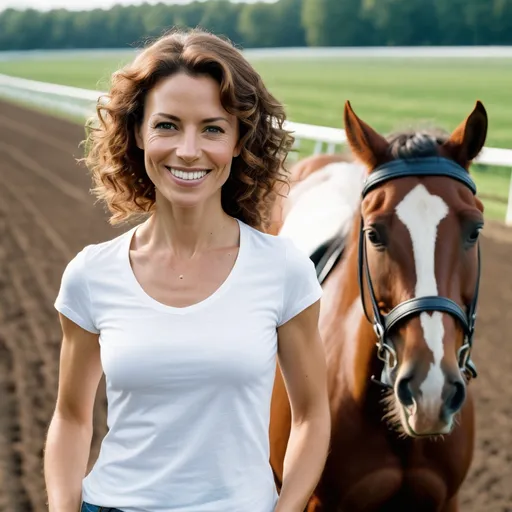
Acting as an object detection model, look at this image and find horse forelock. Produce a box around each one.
[386,127,449,160]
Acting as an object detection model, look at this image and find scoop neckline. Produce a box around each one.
[123,217,247,315]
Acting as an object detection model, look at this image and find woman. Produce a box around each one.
[44,28,330,512]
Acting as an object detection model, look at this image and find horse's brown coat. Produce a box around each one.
[269,101,487,511]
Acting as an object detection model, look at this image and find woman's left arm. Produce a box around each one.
[274,298,330,512]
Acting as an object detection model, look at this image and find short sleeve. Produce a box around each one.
[54,246,99,334]
[278,238,323,327]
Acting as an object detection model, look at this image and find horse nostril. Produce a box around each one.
[396,376,414,407]
[445,380,466,413]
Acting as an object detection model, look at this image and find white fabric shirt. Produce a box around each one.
[54,218,322,512]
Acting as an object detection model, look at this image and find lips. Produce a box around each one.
[164,166,211,181]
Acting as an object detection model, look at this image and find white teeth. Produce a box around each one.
[169,168,208,181]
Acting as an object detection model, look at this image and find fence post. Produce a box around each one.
[506,171,512,226]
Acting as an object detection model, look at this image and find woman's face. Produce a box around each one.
[136,71,240,210]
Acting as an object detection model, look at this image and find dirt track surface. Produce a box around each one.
[0,100,510,511]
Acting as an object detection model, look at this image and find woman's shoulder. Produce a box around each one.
[248,231,322,327]
[64,225,136,277]
[241,219,291,255]
[241,220,316,275]
[55,227,136,333]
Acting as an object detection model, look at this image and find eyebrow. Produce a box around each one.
[152,113,229,123]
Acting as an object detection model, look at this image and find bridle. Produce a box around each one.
[357,156,481,389]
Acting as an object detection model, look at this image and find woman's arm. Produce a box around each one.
[44,313,103,512]
[274,299,330,512]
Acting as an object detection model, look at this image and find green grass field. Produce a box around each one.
[0,53,510,221]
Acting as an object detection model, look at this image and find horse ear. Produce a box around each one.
[441,101,487,169]
[343,101,390,170]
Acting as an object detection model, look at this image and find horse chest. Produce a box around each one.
[330,467,450,511]
[321,413,464,511]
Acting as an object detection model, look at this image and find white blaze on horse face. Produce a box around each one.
[395,184,449,414]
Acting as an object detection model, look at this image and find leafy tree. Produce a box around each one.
[238,2,281,47]
[364,0,439,45]
[493,0,512,43]
[273,0,306,47]
[433,0,471,45]
[199,0,242,43]
[302,0,372,46]
[0,0,507,51]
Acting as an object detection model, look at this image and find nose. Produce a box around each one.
[175,131,200,162]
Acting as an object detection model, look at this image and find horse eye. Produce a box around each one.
[467,226,482,244]
[366,227,386,247]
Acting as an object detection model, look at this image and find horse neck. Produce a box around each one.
[322,211,384,405]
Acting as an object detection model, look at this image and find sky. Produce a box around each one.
[0,0,273,11]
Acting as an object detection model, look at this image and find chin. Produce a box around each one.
[155,187,207,209]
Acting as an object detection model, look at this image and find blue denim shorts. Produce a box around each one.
[81,502,124,512]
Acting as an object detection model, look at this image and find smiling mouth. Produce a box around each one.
[165,166,211,181]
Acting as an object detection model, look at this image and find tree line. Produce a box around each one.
[0,0,511,51]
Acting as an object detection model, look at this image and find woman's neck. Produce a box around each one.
[138,195,238,258]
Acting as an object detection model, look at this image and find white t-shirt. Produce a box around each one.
[54,218,322,512]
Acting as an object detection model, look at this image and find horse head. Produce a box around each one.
[343,101,487,437]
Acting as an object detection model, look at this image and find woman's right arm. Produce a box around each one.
[44,313,103,512]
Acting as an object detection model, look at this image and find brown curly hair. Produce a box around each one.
[83,27,294,230]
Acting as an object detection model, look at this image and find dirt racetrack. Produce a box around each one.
[0,100,510,511]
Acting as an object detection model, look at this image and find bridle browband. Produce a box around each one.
[357,156,481,389]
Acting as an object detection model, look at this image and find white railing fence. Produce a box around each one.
[1,73,512,225]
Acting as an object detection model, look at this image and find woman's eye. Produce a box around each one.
[205,126,224,134]
[155,122,176,130]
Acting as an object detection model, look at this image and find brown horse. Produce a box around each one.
[269,100,487,511]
